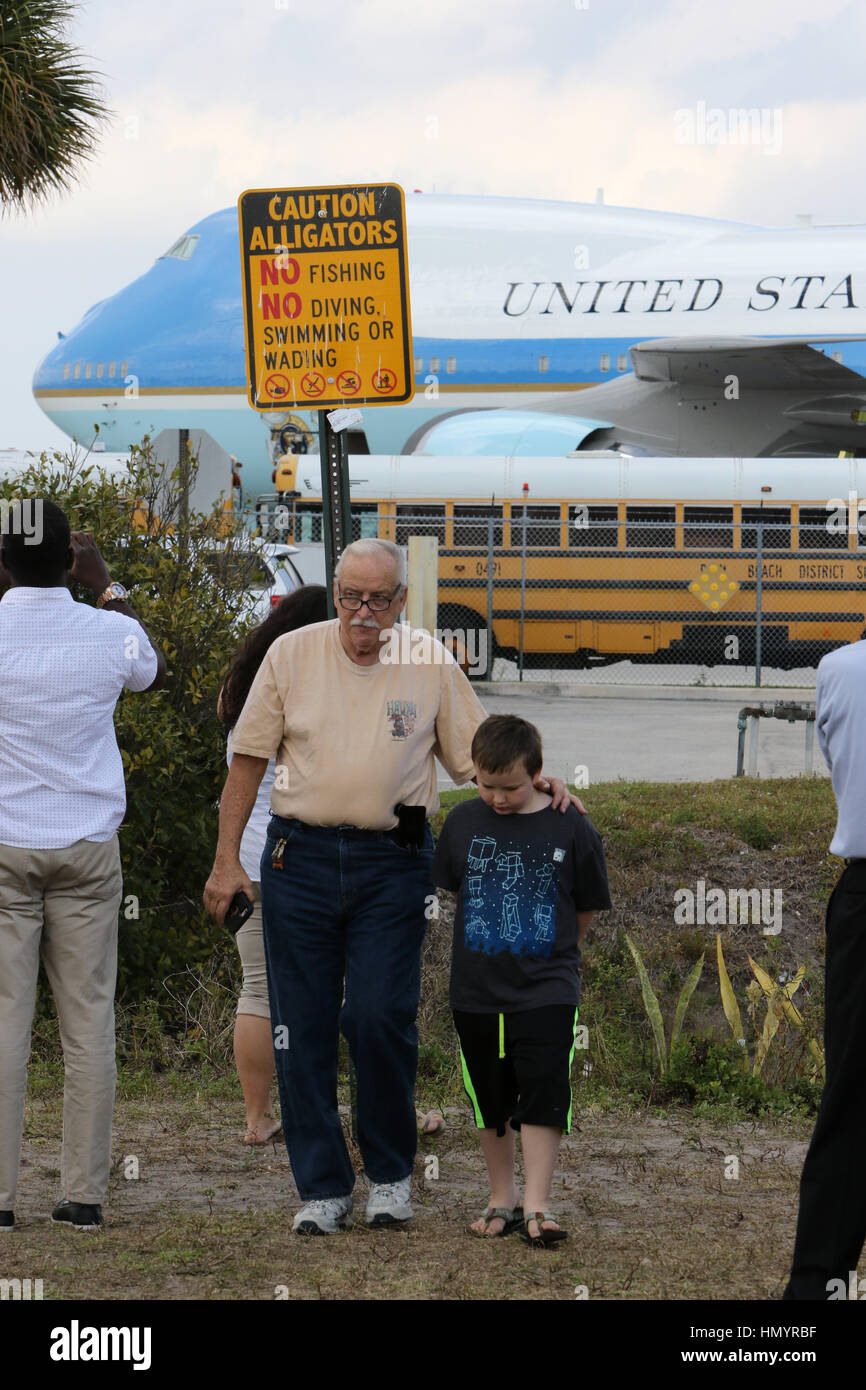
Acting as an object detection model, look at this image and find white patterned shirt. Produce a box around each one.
[816,640,866,858]
[0,586,159,847]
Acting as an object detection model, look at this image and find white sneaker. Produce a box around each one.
[292,1196,353,1234]
[366,1177,413,1226]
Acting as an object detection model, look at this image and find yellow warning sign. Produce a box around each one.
[689,562,739,611]
[238,183,413,411]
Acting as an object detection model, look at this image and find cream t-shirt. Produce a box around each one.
[229,619,486,829]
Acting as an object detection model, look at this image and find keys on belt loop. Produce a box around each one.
[271,836,287,870]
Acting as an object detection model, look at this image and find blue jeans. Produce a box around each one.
[260,815,434,1201]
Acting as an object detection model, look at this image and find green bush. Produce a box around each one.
[1,441,262,1023]
[665,1036,819,1115]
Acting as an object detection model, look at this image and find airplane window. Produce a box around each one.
[617,355,628,371]
[538,355,549,373]
[108,362,116,378]
[600,354,610,371]
[159,234,200,261]
[85,362,92,379]
[446,356,456,374]
[73,362,81,379]
[96,362,104,379]
[429,357,440,373]
[63,363,70,380]
[414,357,423,373]
[121,361,129,377]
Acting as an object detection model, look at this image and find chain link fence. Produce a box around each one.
[254,498,866,687]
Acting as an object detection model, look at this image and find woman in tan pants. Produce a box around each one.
[220,585,329,1143]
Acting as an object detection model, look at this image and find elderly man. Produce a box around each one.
[204,537,576,1234]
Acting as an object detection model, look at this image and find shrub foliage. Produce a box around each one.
[1,442,262,1017]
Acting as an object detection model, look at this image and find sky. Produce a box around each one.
[2,0,865,449]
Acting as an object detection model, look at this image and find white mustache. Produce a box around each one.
[350,617,380,629]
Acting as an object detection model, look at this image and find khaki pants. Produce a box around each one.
[0,835,122,1210]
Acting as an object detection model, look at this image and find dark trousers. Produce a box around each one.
[784,861,866,1299]
[259,815,433,1202]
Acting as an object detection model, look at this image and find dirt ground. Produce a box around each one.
[5,1087,813,1301]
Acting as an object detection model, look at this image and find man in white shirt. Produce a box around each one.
[784,641,866,1298]
[0,500,164,1234]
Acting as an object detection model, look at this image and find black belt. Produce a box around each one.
[273,816,397,838]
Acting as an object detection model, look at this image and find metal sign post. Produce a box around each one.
[318,411,353,618]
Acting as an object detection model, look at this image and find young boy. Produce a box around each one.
[432,714,611,1246]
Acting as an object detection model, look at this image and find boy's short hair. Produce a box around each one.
[471,714,543,777]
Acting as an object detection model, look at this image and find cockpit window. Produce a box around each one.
[159,234,200,261]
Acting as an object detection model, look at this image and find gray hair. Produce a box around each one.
[334,538,407,587]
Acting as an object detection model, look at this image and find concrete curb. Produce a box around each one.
[474,682,816,704]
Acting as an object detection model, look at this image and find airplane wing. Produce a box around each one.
[629,336,866,389]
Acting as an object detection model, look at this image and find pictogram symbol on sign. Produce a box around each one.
[301,371,326,398]
[372,368,397,394]
[264,373,291,399]
[337,370,361,395]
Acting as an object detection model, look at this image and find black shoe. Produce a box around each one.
[0,1211,13,1232]
[51,1199,103,1231]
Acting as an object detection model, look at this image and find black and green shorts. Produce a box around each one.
[452,1005,581,1137]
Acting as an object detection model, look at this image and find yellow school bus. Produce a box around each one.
[262,452,866,674]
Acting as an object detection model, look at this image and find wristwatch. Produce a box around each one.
[96,581,129,609]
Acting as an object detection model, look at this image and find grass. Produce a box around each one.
[10,775,840,1299]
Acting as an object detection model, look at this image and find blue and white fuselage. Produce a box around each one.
[32,194,866,497]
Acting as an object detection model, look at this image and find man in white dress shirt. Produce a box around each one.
[0,500,165,1233]
[783,640,866,1298]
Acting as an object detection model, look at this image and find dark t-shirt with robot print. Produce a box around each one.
[432,798,611,1013]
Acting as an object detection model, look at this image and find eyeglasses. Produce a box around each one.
[337,586,402,613]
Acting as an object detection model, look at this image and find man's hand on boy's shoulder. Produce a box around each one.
[533,773,586,815]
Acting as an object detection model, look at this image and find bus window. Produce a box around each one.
[453,504,503,547]
[799,506,848,550]
[683,506,734,549]
[294,502,323,542]
[569,505,618,548]
[741,507,790,550]
[626,506,675,548]
[351,504,380,541]
[396,505,446,546]
[510,505,561,548]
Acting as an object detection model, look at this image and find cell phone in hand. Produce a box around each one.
[225,890,254,934]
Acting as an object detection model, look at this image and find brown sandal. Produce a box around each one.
[468,1205,524,1238]
[521,1211,568,1247]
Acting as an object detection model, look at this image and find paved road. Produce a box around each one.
[439,682,827,788]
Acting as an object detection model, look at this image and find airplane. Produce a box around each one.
[32,193,866,501]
